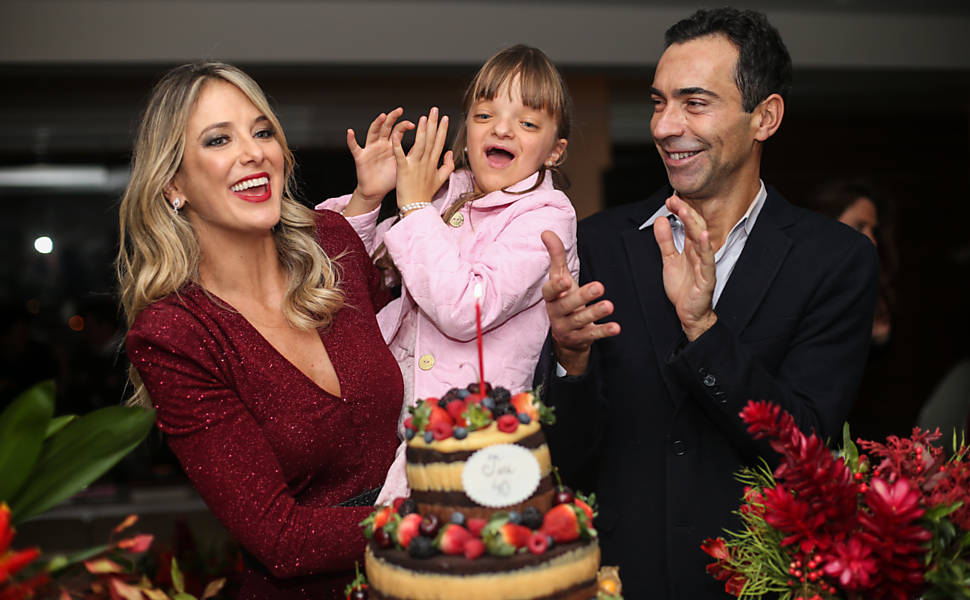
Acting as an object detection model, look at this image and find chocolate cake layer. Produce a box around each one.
[368,538,590,574]
[412,475,553,506]
[365,540,601,600]
[369,578,598,600]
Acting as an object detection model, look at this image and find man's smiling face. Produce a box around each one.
[649,34,761,201]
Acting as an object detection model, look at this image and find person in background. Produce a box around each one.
[807,179,896,345]
[117,62,401,598]
[318,45,579,503]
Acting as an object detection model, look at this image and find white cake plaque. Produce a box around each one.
[461,443,541,508]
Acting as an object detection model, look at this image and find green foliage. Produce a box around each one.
[171,557,194,599]
[920,436,970,598]
[345,562,367,597]
[45,414,76,438]
[535,396,556,427]
[408,401,432,432]
[359,506,398,539]
[0,381,55,502]
[463,402,492,431]
[922,498,970,599]
[481,513,516,556]
[576,491,598,518]
[45,543,113,574]
[0,380,155,525]
[839,421,860,471]
[725,464,793,600]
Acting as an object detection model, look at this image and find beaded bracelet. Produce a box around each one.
[398,202,432,217]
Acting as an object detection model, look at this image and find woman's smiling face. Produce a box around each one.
[171,79,285,240]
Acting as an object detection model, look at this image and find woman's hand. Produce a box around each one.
[344,108,415,217]
[392,107,454,214]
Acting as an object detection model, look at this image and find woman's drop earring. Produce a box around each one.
[172,196,182,216]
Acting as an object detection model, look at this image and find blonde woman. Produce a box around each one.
[117,62,401,598]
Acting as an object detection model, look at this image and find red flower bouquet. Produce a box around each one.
[703,400,970,600]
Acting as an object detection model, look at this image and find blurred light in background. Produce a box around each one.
[33,236,53,254]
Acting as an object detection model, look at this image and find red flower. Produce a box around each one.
[724,573,747,596]
[858,477,931,599]
[0,503,48,599]
[701,538,747,597]
[864,478,925,524]
[924,450,970,531]
[717,401,970,600]
[822,536,878,590]
[761,485,826,553]
[739,486,765,518]
[740,401,858,539]
[701,537,729,561]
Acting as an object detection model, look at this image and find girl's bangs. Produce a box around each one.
[471,59,565,118]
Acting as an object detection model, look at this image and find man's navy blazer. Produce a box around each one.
[539,184,878,599]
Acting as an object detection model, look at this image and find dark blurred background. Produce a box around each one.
[2,0,969,551]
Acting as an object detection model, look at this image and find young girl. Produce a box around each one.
[318,45,579,502]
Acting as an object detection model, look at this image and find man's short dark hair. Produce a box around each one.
[665,8,792,112]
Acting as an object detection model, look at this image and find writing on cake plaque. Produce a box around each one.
[461,444,541,508]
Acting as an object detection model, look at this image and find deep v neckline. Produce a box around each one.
[199,287,344,399]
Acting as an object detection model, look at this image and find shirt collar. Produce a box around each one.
[638,181,767,234]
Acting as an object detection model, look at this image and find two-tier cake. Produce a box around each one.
[359,383,613,600]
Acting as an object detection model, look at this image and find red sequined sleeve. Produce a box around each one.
[318,209,393,313]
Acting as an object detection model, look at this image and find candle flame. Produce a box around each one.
[474,282,483,299]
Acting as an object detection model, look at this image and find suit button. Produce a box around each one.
[672,440,687,456]
[418,353,435,370]
[702,373,717,387]
[448,212,464,228]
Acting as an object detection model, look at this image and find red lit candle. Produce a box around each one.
[474,283,485,392]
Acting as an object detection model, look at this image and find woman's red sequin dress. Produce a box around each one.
[127,211,402,598]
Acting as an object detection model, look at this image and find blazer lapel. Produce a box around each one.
[622,215,686,410]
[624,227,682,366]
[714,188,794,335]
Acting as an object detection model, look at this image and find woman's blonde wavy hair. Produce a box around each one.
[116,62,343,406]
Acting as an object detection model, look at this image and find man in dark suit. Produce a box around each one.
[538,8,878,599]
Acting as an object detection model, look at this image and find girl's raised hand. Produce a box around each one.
[392,107,455,214]
[345,108,415,216]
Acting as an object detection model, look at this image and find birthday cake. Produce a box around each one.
[359,383,614,600]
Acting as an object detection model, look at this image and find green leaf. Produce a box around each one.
[45,415,76,438]
[537,398,556,426]
[9,405,155,524]
[841,422,859,468]
[0,380,55,503]
[171,557,186,594]
[44,555,69,573]
[45,543,113,573]
[942,518,957,541]
[925,502,960,522]
[408,401,432,432]
[463,402,492,431]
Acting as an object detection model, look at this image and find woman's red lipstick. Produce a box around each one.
[230,172,271,203]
